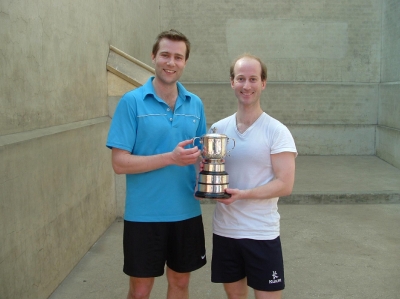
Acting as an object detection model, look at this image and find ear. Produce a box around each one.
[151,54,155,63]
[261,79,267,90]
[230,79,235,89]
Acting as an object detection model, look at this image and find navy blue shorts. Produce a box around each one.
[123,215,207,277]
[211,234,285,291]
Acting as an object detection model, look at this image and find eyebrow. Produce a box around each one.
[159,51,184,58]
[236,75,259,78]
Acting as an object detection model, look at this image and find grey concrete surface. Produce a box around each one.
[48,156,400,299]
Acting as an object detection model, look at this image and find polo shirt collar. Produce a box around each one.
[143,77,192,102]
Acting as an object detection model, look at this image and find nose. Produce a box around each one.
[167,58,175,66]
[243,79,251,89]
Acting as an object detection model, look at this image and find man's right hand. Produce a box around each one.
[171,139,202,166]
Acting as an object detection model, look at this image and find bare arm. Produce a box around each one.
[217,151,296,205]
[111,139,202,174]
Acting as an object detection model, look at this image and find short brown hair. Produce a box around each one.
[152,29,191,61]
[230,53,267,81]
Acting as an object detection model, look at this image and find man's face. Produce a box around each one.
[151,38,187,85]
[231,57,266,106]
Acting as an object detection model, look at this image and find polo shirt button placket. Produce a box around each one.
[166,107,173,122]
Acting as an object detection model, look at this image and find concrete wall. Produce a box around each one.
[378,0,400,168]
[1,0,398,298]
[161,0,382,155]
[0,1,159,299]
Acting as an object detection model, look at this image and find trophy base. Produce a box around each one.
[195,191,231,199]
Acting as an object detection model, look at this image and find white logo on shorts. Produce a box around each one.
[269,271,282,284]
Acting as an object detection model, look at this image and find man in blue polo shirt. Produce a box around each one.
[106,29,207,299]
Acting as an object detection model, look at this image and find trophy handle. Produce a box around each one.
[192,137,201,147]
[227,138,236,154]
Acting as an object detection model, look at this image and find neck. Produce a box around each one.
[235,107,263,133]
[236,107,263,125]
[152,78,178,108]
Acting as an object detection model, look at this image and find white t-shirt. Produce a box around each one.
[210,112,297,240]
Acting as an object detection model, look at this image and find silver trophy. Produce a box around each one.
[193,128,235,199]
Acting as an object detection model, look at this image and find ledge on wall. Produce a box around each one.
[0,117,110,147]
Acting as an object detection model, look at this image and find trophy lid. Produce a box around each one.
[204,127,228,138]
[204,133,228,138]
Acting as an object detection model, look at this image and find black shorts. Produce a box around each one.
[211,234,285,292]
[123,215,207,277]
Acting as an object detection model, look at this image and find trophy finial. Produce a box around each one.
[211,127,217,133]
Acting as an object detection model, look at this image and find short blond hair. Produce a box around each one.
[230,53,267,81]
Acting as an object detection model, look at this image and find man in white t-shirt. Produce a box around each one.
[209,54,297,299]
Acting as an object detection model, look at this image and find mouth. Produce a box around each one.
[164,69,176,74]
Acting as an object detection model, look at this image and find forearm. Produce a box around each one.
[111,139,201,174]
[241,178,294,200]
[112,151,174,174]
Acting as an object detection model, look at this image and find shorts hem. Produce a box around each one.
[168,259,207,274]
[123,268,164,278]
[251,285,285,292]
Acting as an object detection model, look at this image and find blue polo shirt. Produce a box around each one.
[106,77,207,222]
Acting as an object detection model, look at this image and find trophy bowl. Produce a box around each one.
[193,133,234,159]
